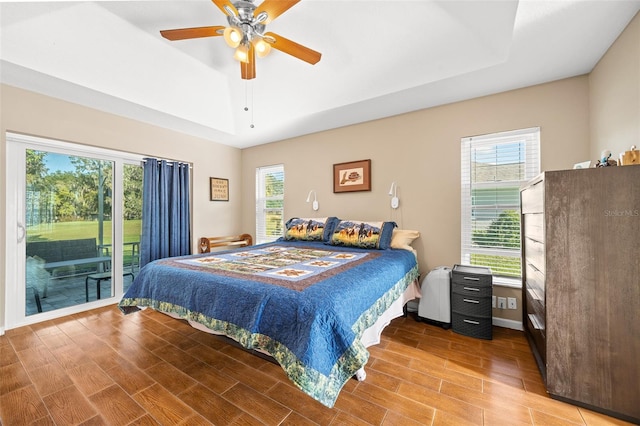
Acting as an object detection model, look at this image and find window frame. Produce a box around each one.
[255,164,285,244]
[460,127,540,287]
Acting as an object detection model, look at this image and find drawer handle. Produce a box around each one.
[527,262,541,273]
[463,298,480,304]
[528,314,543,331]
[463,319,480,325]
[463,286,480,292]
[527,288,542,302]
[463,276,480,281]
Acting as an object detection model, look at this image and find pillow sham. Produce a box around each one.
[390,229,420,255]
[283,217,339,242]
[328,220,396,249]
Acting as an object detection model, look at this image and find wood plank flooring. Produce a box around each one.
[1,305,634,425]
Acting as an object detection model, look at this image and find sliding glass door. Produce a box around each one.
[6,133,143,328]
[25,151,116,315]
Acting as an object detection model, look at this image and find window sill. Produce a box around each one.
[493,276,522,289]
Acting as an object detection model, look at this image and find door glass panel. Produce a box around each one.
[123,163,143,293]
[25,150,113,315]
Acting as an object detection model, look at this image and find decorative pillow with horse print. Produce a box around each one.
[283,217,339,242]
[328,220,397,250]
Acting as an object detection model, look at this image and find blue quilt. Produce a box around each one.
[119,240,419,407]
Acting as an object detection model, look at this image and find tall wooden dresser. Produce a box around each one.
[520,166,640,424]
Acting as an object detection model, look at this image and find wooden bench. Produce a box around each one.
[198,234,253,253]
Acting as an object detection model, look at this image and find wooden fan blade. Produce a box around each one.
[254,0,300,24]
[211,0,238,16]
[264,32,321,65]
[241,44,256,80]
[160,26,225,41]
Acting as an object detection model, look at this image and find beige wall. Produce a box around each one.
[589,12,640,163]
[2,11,636,330]
[241,11,640,326]
[242,76,591,325]
[0,84,242,330]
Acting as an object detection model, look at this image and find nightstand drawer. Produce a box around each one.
[451,292,492,317]
[451,282,492,298]
[451,313,492,340]
[451,265,492,288]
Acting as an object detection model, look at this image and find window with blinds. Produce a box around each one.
[255,164,285,244]
[461,128,540,283]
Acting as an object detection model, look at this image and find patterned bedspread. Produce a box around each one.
[119,240,419,407]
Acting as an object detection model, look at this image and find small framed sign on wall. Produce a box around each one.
[210,177,229,201]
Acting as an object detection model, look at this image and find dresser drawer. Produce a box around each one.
[452,282,492,298]
[451,292,492,317]
[523,213,544,243]
[525,312,546,363]
[526,288,545,326]
[525,262,545,299]
[521,178,544,214]
[524,237,545,273]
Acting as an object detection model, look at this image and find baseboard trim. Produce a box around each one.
[492,317,523,331]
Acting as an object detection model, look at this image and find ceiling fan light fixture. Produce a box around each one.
[223,26,242,48]
[160,0,321,80]
[254,39,271,58]
[234,43,250,63]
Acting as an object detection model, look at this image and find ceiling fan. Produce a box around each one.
[160,0,321,80]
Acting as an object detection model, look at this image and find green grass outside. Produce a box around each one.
[470,254,521,278]
[27,220,142,265]
[27,220,141,244]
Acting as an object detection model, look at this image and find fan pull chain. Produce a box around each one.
[244,80,255,129]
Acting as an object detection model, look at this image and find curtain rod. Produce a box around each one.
[142,157,193,168]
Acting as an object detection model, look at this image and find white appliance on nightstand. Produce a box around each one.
[418,266,452,328]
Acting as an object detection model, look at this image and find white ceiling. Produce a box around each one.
[1,1,639,149]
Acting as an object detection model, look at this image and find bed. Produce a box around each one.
[119,218,420,407]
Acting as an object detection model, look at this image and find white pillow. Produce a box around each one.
[391,229,420,254]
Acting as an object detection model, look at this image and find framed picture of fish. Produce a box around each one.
[333,159,371,193]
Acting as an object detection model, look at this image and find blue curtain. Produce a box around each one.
[140,158,191,267]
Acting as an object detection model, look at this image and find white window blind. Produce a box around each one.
[461,127,540,282]
[256,164,284,244]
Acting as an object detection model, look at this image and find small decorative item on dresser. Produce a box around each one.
[595,149,618,167]
[620,145,639,166]
[451,264,493,340]
[573,160,592,169]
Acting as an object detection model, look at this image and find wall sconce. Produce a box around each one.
[388,182,399,209]
[306,190,319,211]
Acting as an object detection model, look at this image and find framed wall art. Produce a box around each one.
[333,159,371,193]
[210,177,229,201]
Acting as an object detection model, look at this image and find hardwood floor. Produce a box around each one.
[1,305,633,425]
